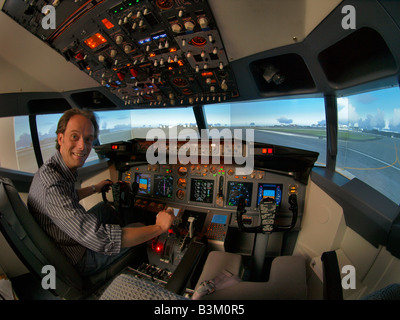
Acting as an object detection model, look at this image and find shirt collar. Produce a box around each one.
[53,150,78,181]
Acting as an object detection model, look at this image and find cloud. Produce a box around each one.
[276,117,293,124]
[359,109,386,130]
[337,97,359,124]
[389,108,400,132]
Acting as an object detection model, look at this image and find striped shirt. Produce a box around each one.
[27,151,122,265]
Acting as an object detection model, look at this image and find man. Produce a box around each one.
[28,108,174,275]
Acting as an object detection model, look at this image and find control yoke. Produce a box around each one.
[101,180,138,213]
[236,194,298,233]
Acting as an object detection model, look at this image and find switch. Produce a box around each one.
[117,72,125,81]
[130,68,138,77]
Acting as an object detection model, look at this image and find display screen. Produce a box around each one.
[135,173,151,195]
[226,181,253,207]
[256,183,283,207]
[154,175,173,199]
[211,214,228,225]
[190,178,214,203]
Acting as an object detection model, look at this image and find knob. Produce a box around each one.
[115,35,123,45]
[199,17,208,29]
[110,49,117,58]
[171,23,182,33]
[184,21,195,31]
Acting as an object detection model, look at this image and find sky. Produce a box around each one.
[13,86,400,149]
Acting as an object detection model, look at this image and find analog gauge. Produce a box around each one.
[227,169,234,176]
[178,166,187,176]
[176,189,185,200]
[177,178,186,189]
[210,166,217,174]
[191,164,201,175]
[173,77,188,87]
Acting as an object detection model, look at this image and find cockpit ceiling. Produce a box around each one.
[0,0,343,96]
[208,0,343,62]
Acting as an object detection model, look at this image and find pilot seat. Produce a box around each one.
[0,176,143,300]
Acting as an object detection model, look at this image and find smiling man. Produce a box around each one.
[28,108,174,275]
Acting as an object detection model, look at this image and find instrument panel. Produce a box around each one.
[122,162,303,215]
[2,0,239,107]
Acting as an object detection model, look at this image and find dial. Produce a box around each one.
[178,166,187,176]
[176,189,185,200]
[177,178,187,189]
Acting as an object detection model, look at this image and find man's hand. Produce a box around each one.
[94,179,113,193]
[155,208,175,233]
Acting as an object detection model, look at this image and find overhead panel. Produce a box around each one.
[1,0,239,107]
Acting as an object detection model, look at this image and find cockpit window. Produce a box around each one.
[336,86,400,204]
[203,97,327,166]
[96,107,198,143]
[1,116,38,173]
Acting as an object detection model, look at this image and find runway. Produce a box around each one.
[255,129,400,204]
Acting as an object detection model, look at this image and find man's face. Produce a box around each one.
[57,114,95,171]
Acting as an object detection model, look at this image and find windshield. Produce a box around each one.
[96,107,198,144]
[336,86,400,204]
[204,97,327,166]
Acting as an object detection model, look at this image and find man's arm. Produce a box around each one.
[77,179,112,201]
[121,209,174,248]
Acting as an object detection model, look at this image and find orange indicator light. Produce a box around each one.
[84,33,107,49]
[101,18,114,29]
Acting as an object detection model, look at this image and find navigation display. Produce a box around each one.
[190,178,214,203]
[135,173,151,195]
[211,214,228,225]
[154,175,173,199]
[226,181,253,207]
[256,183,283,207]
